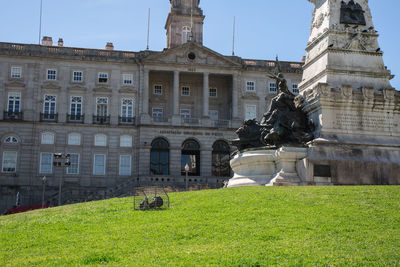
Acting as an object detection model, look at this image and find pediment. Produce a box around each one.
[144,42,242,68]
[5,81,25,88]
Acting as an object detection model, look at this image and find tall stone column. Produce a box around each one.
[202,72,209,117]
[232,73,239,119]
[140,67,150,124]
[172,71,181,125]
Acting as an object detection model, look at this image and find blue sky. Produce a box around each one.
[0,0,398,89]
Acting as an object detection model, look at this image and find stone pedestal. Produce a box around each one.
[227,147,308,188]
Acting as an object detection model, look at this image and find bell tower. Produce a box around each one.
[165,0,205,49]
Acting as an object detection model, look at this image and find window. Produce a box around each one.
[119,155,131,175]
[41,132,55,144]
[182,26,192,44]
[152,108,164,121]
[209,88,217,98]
[181,139,200,176]
[150,138,169,175]
[209,110,219,121]
[120,135,132,147]
[96,97,108,116]
[245,105,257,120]
[292,84,299,94]
[98,72,108,83]
[269,82,277,93]
[73,71,83,83]
[121,99,134,118]
[246,81,255,92]
[180,109,191,119]
[47,69,57,80]
[2,151,17,173]
[122,74,133,85]
[94,134,107,146]
[43,95,57,115]
[154,85,163,95]
[8,93,21,113]
[68,133,81,145]
[11,67,21,78]
[181,86,190,96]
[70,96,83,117]
[40,153,53,174]
[93,154,106,175]
[67,154,80,174]
[212,141,231,177]
[4,136,18,143]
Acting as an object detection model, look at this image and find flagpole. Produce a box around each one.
[146,8,150,50]
[39,0,43,44]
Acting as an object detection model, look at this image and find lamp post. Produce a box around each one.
[42,176,47,208]
[185,163,189,191]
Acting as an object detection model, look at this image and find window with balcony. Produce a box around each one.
[11,67,22,78]
[40,153,53,174]
[47,69,57,80]
[41,95,57,122]
[68,96,83,123]
[73,71,83,83]
[5,93,22,121]
[180,109,191,119]
[246,81,255,92]
[120,98,134,124]
[209,110,219,121]
[94,97,109,124]
[2,151,17,173]
[122,74,133,85]
[66,154,80,175]
[98,72,108,83]
[153,85,163,95]
[119,155,131,176]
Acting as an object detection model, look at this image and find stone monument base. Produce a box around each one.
[227,147,308,188]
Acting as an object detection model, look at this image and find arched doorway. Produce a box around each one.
[212,140,231,177]
[150,138,169,175]
[181,139,200,176]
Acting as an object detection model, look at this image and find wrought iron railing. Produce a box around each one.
[40,113,58,122]
[66,114,84,123]
[93,115,110,125]
[119,116,135,125]
[3,111,23,121]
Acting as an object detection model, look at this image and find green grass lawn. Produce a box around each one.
[1,186,400,266]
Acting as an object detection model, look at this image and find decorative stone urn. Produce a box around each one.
[227,147,308,188]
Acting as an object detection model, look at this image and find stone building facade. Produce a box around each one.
[0,0,303,212]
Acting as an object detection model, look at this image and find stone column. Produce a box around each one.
[140,67,150,124]
[173,71,180,116]
[172,71,181,125]
[232,73,239,119]
[202,72,209,117]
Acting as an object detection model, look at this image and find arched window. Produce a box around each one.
[41,132,54,144]
[4,136,18,143]
[150,138,169,175]
[212,140,231,177]
[182,26,192,44]
[181,139,200,176]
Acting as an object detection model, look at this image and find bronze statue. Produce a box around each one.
[231,60,315,151]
